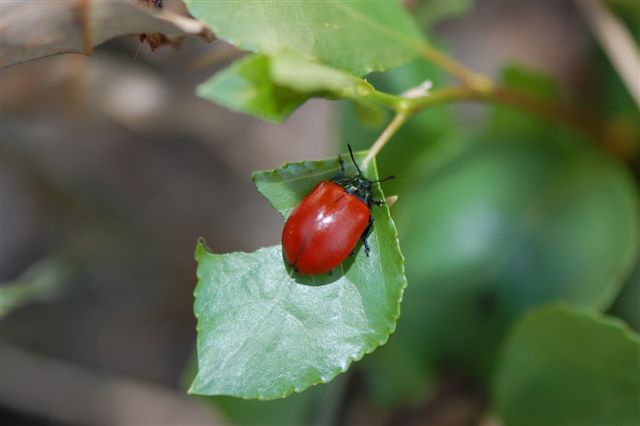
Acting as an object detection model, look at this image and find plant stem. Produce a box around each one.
[360,112,408,171]
[487,87,602,136]
[368,89,408,112]
[413,40,604,138]
[575,0,640,109]
[369,86,469,111]
[423,86,600,136]
[418,42,493,92]
[371,85,604,142]
[363,41,638,164]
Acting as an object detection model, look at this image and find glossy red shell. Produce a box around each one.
[282,181,370,275]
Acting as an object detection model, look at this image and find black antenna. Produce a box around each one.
[347,144,363,176]
[374,175,396,183]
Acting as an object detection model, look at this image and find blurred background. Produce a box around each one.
[1,0,638,425]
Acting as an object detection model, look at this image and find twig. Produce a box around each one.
[419,43,493,92]
[362,10,639,166]
[77,0,92,56]
[368,86,616,152]
[575,0,640,109]
[361,112,408,170]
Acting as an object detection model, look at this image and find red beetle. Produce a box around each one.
[281,145,393,275]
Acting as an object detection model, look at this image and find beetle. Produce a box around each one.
[281,145,394,275]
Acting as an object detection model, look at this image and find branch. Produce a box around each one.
[367,84,637,159]
[575,0,640,109]
[418,42,493,93]
[361,113,408,170]
[362,16,639,163]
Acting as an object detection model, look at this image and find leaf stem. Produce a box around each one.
[413,40,608,139]
[368,89,409,112]
[363,41,638,165]
[418,42,493,92]
[369,85,610,147]
[360,112,408,171]
[414,86,601,137]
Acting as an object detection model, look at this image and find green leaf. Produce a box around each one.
[494,304,640,426]
[604,0,640,43]
[197,52,378,122]
[196,54,307,123]
[345,63,638,405]
[190,153,407,399]
[269,52,374,99]
[184,0,425,76]
[338,56,468,405]
[491,64,563,136]
[182,347,347,425]
[369,132,639,404]
[411,0,475,31]
[1,257,71,319]
[361,339,434,407]
[501,64,560,98]
[611,263,640,331]
[591,46,640,156]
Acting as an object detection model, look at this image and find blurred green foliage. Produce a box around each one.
[377,127,637,386]
[411,0,475,31]
[611,265,640,331]
[183,0,640,423]
[604,0,640,42]
[345,63,639,407]
[494,304,640,426]
[213,376,347,426]
[1,257,72,319]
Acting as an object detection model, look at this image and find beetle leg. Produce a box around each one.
[361,216,374,257]
[338,155,345,176]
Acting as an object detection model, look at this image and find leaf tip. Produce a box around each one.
[194,82,210,99]
[195,237,213,259]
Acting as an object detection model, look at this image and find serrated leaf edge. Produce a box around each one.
[183,0,425,76]
[189,239,407,400]
[192,153,407,399]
